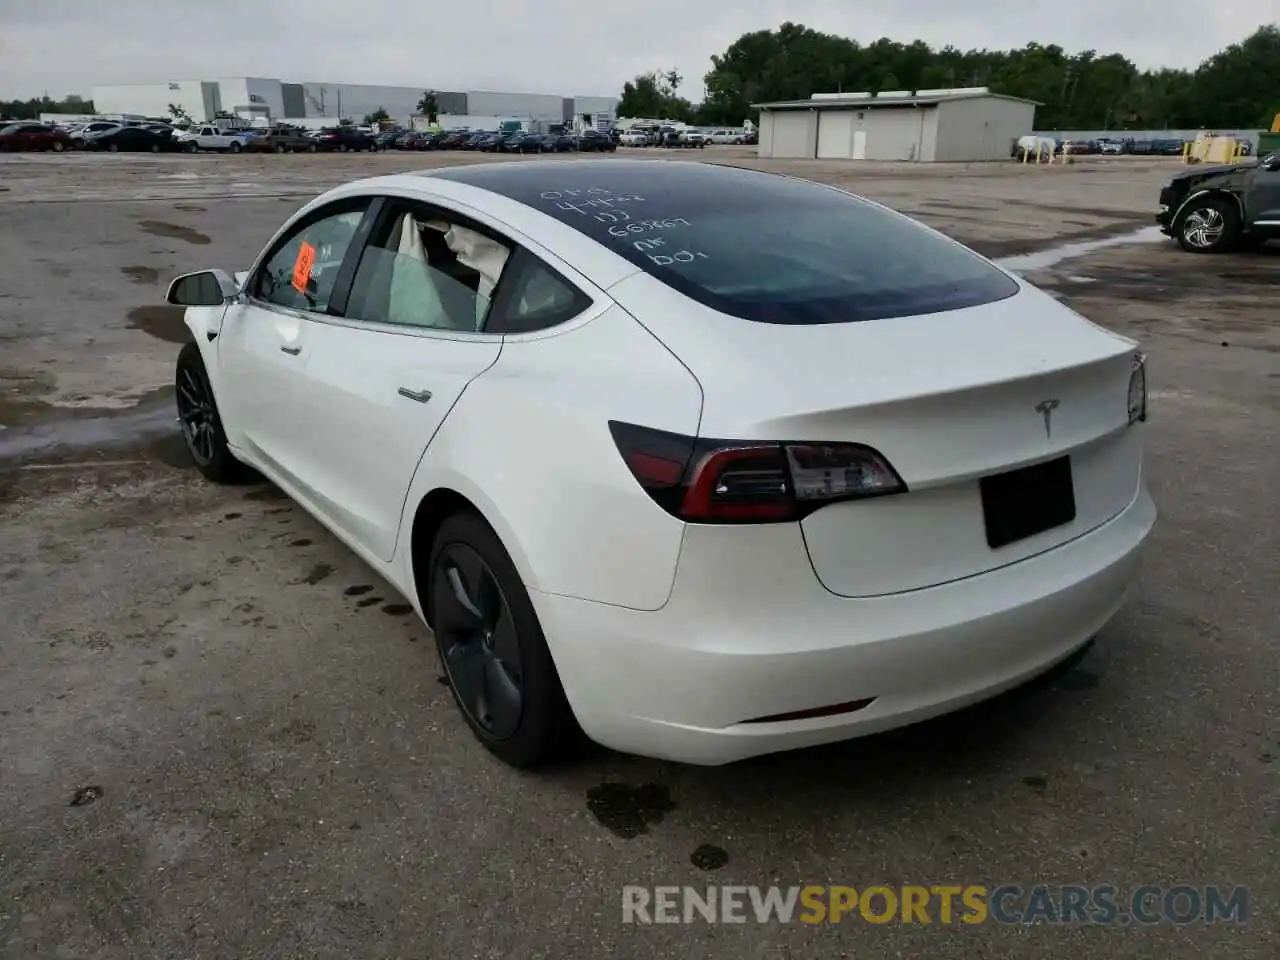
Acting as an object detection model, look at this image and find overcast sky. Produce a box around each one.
[0,0,1274,100]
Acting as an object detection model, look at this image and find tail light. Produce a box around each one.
[608,421,907,524]
[1128,352,1147,425]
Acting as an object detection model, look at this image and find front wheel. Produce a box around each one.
[108,143,119,153]
[308,142,317,153]
[428,511,577,767]
[229,141,241,153]
[1175,195,1240,254]
[186,141,198,153]
[175,342,254,483]
[52,141,65,152]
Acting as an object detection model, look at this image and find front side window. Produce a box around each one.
[253,203,369,313]
[344,207,511,332]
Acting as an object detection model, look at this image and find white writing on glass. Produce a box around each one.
[609,218,689,237]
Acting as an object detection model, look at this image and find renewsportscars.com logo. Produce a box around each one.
[621,885,1250,926]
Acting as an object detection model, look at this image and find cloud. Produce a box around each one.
[0,0,1273,99]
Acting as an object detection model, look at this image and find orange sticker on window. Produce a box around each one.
[291,241,316,293]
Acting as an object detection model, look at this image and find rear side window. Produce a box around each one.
[444,164,1018,324]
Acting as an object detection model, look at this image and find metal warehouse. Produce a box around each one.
[753,87,1038,162]
[90,78,618,130]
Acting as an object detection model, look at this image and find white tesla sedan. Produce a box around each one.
[166,159,1156,767]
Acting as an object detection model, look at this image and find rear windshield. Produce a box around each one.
[476,163,1019,324]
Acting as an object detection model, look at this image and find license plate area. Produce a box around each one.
[980,456,1076,549]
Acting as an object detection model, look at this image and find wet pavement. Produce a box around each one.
[1,151,1276,960]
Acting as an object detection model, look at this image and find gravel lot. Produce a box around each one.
[1,147,1276,959]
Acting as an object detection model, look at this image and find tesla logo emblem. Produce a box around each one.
[1035,399,1060,437]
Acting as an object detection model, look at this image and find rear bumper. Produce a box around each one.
[533,486,1156,765]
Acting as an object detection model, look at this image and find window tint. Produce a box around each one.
[344,208,511,332]
[429,162,1019,325]
[253,204,368,313]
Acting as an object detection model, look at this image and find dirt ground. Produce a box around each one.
[0,147,1276,959]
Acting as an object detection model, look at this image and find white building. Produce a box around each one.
[753,88,1038,162]
[91,77,618,130]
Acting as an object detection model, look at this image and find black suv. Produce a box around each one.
[1158,152,1280,252]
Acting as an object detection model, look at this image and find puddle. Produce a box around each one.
[127,305,189,343]
[121,265,161,284]
[136,220,211,245]
[996,226,1164,273]
[0,396,177,461]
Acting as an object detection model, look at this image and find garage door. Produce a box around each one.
[817,112,853,159]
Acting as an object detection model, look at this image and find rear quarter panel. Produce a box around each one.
[398,305,703,611]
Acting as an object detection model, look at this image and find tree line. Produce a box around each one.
[0,94,95,120]
[619,23,1280,131]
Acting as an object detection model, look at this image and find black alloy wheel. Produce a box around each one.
[433,542,524,739]
[428,512,576,766]
[175,342,252,483]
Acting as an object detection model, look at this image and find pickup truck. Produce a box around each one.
[1157,152,1280,252]
[174,125,256,153]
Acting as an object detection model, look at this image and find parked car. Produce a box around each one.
[0,122,74,152]
[312,127,376,152]
[439,130,474,149]
[682,128,709,147]
[577,129,617,152]
[618,130,649,146]
[707,128,746,145]
[1157,151,1280,252]
[174,124,256,153]
[515,133,554,153]
[66,120,122,141]
[374,128,405,151]
[164,159,1155,768]
[1097,139,1124,155]
[245,126,317,153]
[82,126,181,153]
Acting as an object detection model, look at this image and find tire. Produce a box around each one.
[52,141,65,152]
[186,141,198,153]
[108,143,119,153]
[150,143,160,153]
[275,143,285,153]
[229,141,241,154]
[175,342,254,484]
[308,143,317,153]
[1175,195,1240,254]
[428,511,577,767]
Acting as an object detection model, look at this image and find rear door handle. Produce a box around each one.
[397,387,432,403]
[280,345,301,355]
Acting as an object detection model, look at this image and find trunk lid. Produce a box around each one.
[608,274,1144,595]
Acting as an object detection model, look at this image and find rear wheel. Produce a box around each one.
[108,143,119,153]
[186,141,198,153]
[229,141,242,154]
[52,141,65,152]
[1175,195,1240,253]
[308,142,317,152]
[275,143,285,153]
[175,342,254,483]
[428,511,576,767]
[150,143,160,153]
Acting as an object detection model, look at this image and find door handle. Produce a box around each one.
[280,345,301,355]
[397,387,432,403]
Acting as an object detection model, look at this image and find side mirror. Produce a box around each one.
[166,269,239,306]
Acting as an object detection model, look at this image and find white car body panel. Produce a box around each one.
[397,303,703,611]
[178,162,1155,764]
